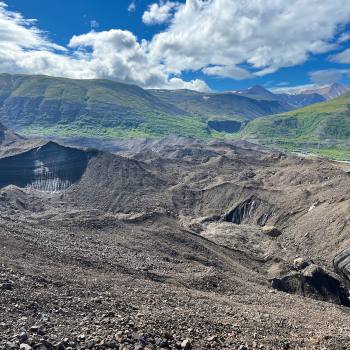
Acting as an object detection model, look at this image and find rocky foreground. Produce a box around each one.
[1,136,350,349]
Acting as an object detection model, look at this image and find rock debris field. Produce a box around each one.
[1,135,350,349]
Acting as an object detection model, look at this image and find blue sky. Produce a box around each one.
[3,0,350,91]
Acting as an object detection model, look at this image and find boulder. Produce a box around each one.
[181,339,192,349]
[293,257,311,270]
[261,226,282,237]
[271,264,350,306]
[20,345,32,350]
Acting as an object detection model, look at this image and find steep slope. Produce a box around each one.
[0,73,205,138]
[0,74,290,140]
[149,88,288,122]
[0,142,92,191]
[0,122,45,158]
[242,93,350,159]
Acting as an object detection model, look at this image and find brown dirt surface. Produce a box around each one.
[1,137,350,349]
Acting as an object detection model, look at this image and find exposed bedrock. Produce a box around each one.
[0,142,91,192]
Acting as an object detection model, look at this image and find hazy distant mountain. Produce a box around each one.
[234,85,326,109]
[148,88,287,121]
[238,85,277,100]
[275,92,326,108]
[300,83,349,100]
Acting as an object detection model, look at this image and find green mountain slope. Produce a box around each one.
[0,74,288,140]
[242,93,350,159]
[148,89,286,120]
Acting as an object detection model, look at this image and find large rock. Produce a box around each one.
[271,264,350,306]
[293,257,311,270]
[261,226,282,238]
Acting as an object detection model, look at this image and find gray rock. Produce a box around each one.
[207,336,218,342]
[20,344,32,350]
[17,334,28,343]
[29,326,40,333]
[53,342,65,350]
[261,226,282,237]
[180,339,191,350]
[0,282,13,290]
[5,342,18,350]
[293,257,310,270]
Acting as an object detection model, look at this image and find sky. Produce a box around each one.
[2,0,350,92]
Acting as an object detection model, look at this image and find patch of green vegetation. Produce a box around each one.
[21,113,248,141]
[4,73,350,161]
[20,114,212,140]
[241,93,350,160]
[0,74,248,141]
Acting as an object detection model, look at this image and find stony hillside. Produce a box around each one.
[1,137,350,349]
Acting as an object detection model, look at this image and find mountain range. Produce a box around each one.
[0,73,289,139]
[299,82,350,100]
[0,73,339,139]
[234,84,327,108]
[1,75,350,348]
[0,73,348,159]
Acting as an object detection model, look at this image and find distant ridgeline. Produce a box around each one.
[0,73,348,159]
[0,74,297,140]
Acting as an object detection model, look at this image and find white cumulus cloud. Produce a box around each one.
[310,69,350,85]
[202,65,253,80]
[0,2,209,91]
[142,1,179,25]
[149,0,350,77]
[0,0,350,91]
[330,48,350,63]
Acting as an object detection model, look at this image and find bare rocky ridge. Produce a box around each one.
[1,137,350,349]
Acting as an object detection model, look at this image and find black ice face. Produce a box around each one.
[0,142,89,192]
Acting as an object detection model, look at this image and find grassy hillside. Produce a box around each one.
[3,73,348,160]
[0,74,289,140]
[0,74,206,138]
[242,93,350,160]
[149,89,286,120]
